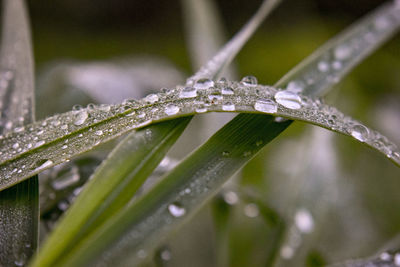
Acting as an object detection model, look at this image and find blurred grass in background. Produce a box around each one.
[27,0,400,266]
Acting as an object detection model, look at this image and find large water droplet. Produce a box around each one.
[222,102,235,111]
[164,104,180,116]
[244,203,259,218]
[194,78,214,89]
[350,124,369,142]
[294,209,314,233]
[179,87,197,98]
[74,110,89,126]
[221,87,234,95]
[274,91,302,110]
[144,94,159,104]
[168,202,186,217]
[223,191,239,205]
[33,159,53,172]
[241,75,258,86]
[254,99,277,113]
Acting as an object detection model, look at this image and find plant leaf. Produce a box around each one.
[30,118,190,267]
[46,1,400,266]
[0,0,38,265]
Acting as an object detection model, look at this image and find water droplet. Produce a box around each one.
[35,140,46,148]
[374,16,391,31]
[62,145,68,149]
[241,75,258,86]
[12,143,19,149]
[33,159,53,172]
[332,61,342,70]
[99,104,111,112]
[72,104,83,111]
[144,94,159,104]
[74,110,89,126]
[217,77,227,85]
[317,61,330,72]
[222,102,235,111]
[254,99,278,113]
[395,253,400,266]
[13,126,25,133]
[168,202,186,217]
[350,124,369,142]
[208,92,223,101]
[160,249,172,261]
[194,78,214,89]
[223,191,239,205]
[195,107,207,113]
[95,130,103,136]
[274,91,302,110]
[244,203,259,218]
[164,104,180,116]
[334,45,352,60]
[281,246,294,259]
[179,86,197,98]
[286,81,304,93]
[221,87,234,95]
[294,209,314,233]
[380,252,391,261]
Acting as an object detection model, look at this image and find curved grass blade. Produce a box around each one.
[30,118,190,267]
[0,0,282,189]
[47,2,400,266]
[0,0,38,265]
[0,80,399,190]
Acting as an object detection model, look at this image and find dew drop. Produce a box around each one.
[223,191,238,205]
[35,140,46,148]
[241,75,258,86]
[144,94,159,104]
[194,78,214,89]
[274,91,302,110]
[244,203,259,218]
[395,253,400,266]
[95,130,103,136]
[72,104,83,111]
[168,202,186,217]
[160,249,172,261]
[281,246,294,259]
[221,87,234,95]
[286,80,304,93]
[350,124,369,142]
[222,102,235,111]
[332,61,342,70]
[334,45,352,60]
[33,159,53,172]
[254,99,278,113]
[294,209,314,233]
[195,107,207,113]
[380,252,391,261]
[12,143,19,149]
[99,104,111,112]
[74,110,89,126]
[179,86,197,98]
[164,104,180,116]
[317,61,330,72]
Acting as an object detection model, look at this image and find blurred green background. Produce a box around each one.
[25,0,400,266]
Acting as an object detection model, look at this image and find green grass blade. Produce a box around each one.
[0,0,38,265]
[51,2,400,266]
[30,118,190,267]
[54,115,292,267]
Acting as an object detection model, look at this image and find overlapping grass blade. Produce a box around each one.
[0,0,38,265]
[31,118,190,267]
[49,2,400,266]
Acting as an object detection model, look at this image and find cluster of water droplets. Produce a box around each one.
[0,74,399,189]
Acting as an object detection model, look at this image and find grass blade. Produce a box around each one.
[30,118,191,267]
[0,0,38,265]
[50,2,400,266]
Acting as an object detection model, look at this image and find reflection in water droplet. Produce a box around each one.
[194,78,214,89]
[274,91,302,110]
[179,87,197,98]
[221,87,234,95]
[241,75,258,86]
[350,124,369,142]
[294,209,314,233]
[254,99,277,113]
[164,104,180,116]
[74,111,89,126]
[168,202,186,217]
[244,203,259,218]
